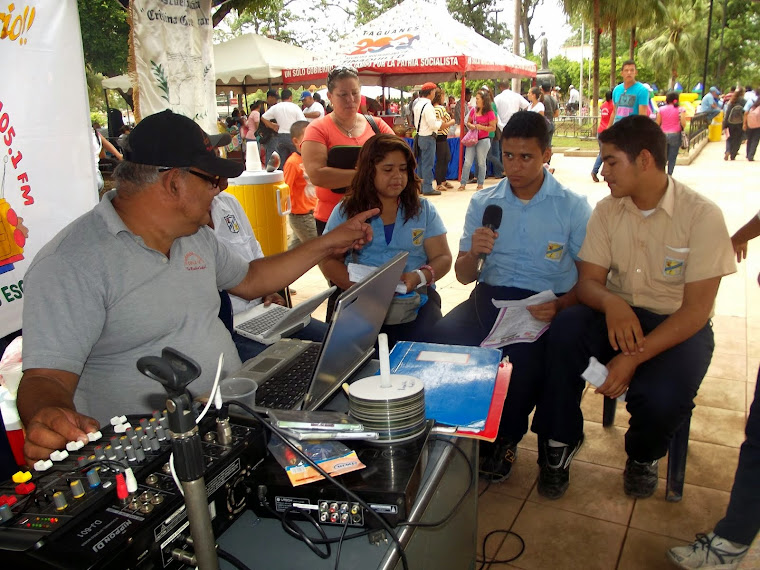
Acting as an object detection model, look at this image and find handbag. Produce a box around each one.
[680,130,689,150]
[384,291,422,325]
[461,127,479,147]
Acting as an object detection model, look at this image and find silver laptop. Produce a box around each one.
[233,286,336,345]
[225,252,408,411]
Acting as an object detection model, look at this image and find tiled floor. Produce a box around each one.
[286,140,758,569]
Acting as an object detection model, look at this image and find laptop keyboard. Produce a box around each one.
[237,305,290,335]
[255,343,322,409]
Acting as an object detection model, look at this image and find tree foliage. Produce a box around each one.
[78,0,129,77]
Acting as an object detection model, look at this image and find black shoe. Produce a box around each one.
[423,190,442,196]
[537,434,584,500]
[480,441,518,482]
[623,457,659,498]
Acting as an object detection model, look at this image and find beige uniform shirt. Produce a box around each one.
[579,177,736,315]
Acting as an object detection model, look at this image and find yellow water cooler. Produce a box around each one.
[226,171,291,255]
[708,111,724,142]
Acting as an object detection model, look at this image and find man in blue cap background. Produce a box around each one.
[699,86,723,121]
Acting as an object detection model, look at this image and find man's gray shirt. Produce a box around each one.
[22,191,249,422]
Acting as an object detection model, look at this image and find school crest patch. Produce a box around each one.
[545,241,564,261]
[412,229,424,246]
[224,214,240,234]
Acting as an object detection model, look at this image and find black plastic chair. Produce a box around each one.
[602,396,691,502]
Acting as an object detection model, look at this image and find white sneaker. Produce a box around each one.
[667,532,749,569]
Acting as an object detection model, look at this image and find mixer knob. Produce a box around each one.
[149,438,161,452]
[86,469,102,488]
[125,446,137,462]
[70,480,85,499]
[52,491,68,511]
[134,447,146,462]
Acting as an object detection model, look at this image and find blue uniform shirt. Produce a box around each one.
[460,175,591,293]
[325,199,446,273]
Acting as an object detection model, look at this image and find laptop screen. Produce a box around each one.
[304,251,408,410]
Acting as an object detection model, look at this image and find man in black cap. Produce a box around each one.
[16,110,378,465]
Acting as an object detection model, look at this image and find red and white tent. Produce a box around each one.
[281,0,536,87]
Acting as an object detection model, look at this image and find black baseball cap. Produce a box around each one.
[124,110,244,179]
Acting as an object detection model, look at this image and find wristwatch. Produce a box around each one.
[414,269,427,288]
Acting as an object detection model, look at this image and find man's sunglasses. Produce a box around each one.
[159,167,222,189]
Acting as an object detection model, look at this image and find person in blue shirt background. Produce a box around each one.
[612,60,651,123]
[428,111,591,483]
[699,86,723,121]
[321,134,452,347]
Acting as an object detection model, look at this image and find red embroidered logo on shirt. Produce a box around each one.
[184,252,207,271]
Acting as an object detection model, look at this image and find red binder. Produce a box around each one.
[455,360,512,442]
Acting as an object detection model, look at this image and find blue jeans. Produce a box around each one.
[487,137,503,177]
[460,138,490,186]
[416,135,436,194]
[592,136,603,175]
[665,132,680,175]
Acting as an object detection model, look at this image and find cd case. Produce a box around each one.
[268,410,364,431]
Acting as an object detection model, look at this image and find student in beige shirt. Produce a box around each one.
[533,115,736,501]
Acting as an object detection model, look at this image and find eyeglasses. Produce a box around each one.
[159,167,222,189]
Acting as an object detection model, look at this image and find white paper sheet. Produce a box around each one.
[480,290,557,348]
[348,263,407,294]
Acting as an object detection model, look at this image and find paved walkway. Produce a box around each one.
[288,139,758,569]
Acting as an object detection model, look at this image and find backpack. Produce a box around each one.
[727,102,745,125]
[747,105,760,129]
[255,119,277,144]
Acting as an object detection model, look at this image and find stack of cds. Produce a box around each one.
[348,374,426,443]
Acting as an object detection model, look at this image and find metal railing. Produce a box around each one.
[685,112,711,151]
[553,116,599,140]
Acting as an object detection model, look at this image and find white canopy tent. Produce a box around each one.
[102,33,316,94]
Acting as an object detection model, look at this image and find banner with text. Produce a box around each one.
[0,1,98,338]
[130,0,216,133]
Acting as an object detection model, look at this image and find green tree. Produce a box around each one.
[638,0,706,89]
[709,0,760,88]
[78,0,129,77]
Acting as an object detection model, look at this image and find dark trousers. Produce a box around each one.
[714,376,760,545]
[434,135,451,184]
[275,132,297,166]
[533,304,714,462]
[426,284,551,444]
[746,127,760,160]
[726,124,743,159]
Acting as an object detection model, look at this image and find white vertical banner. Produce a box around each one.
[0,1,98,338]
[129,0,217,133]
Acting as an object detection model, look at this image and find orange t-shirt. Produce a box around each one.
[283,152,317,215]
[303,115,394,222]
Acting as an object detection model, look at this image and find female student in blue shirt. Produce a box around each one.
[320,134,452,347]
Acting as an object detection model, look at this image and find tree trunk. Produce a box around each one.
[629,26,636,60]
[592,0,600,118]
[609,17,617,91]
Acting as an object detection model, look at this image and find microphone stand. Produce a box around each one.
[165,393,219,570]
[137,348,219,570]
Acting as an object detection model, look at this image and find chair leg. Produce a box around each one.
[602,396,617,427]
[666,415,691,502]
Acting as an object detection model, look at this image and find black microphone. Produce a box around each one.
[476,204,503,278]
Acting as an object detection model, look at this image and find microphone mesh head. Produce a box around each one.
[482,204,503,229]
